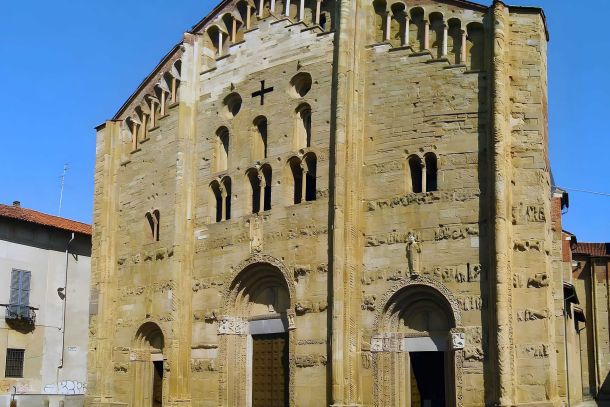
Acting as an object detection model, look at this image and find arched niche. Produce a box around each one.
[371,278,464,407]
[218,256,296,407]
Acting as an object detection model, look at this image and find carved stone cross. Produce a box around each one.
[252,80,274,105]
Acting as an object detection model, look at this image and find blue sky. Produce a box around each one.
[0,1,608,241]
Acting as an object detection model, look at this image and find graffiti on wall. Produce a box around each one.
[43,380,86,395]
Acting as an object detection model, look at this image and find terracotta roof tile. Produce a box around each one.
[573,243,610,257]
[0,204,91,235]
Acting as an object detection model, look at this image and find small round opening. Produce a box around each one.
[289,72,312,98]
[223,93,242,118]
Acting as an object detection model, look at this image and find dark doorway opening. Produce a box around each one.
[252,333,289,407]
[153,360,163,407]
[410,351,446,407]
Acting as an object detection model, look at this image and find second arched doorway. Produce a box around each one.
[372,280,464,407]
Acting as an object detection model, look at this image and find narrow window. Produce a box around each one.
[425,153,438,192]
[223,178,232,220]
[261,165,272,211]
[467,23,485,71]
[5,349,25,378]
[248,170,261,214]
[253,117,268,160]
[408,155,423,193]
[304,154,317,201]
[295,105,312,149]
[9,269,31,319]
[146,212,155,239]
[152,210,160,241]
[217,127,230,172]
[211,181,223,222]
[289,158,303,204]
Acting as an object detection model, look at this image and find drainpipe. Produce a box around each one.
[564,291,576,407]
[59,232,75,369]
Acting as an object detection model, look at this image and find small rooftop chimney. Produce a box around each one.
[12,201,20,207]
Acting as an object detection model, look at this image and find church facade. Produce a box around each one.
[86,0,569,406]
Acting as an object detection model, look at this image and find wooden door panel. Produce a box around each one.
[252,333,288,407]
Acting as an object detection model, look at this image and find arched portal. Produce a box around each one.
[219,257,296,407]
[373,280,464,407]
[131,322,166,407]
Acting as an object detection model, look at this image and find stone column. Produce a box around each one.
[423,19,430,50]
[259,174,265,212]
[460,29,467,65]
[150,100,157,127]
[259,0,264,17]
[221,188,227,221]
[442,23,448,57]
[299,0,305,21]
[232,18,237,42]
[131,122,138,150]
[421,162,427,193]
[385,12,391,42]
[246,5,252,29]
[285,0,291,17]
[270,0,276,14]
[171,77,177,103]
[300,164,307,202]
[217,30,223,56]
[315,0,322,25]
[403,16,410,46]
[160,92,167,116]
[141,114,148,139]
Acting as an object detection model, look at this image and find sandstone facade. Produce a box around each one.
[86,0,574,406]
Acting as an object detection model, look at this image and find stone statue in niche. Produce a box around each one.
[249,216,263,253]
[406,232,422,277]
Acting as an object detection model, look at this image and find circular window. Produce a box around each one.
[223,93,242,119]
[289,72,312,98]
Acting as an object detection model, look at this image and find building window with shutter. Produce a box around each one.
[5,348,25,378]
[8,269,31,318]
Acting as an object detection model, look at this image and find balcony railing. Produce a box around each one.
[5,305,36,326]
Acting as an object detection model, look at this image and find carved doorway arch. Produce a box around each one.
[218,258,296,407]
[131,322,167,407]
[372,278,464,407]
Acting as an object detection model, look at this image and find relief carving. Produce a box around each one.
[296,339,326,345]
[294,264,312,279]
[361,294,376,311]
[458,296,485,311]
[513,239,544,252]
[113,363,129,374]
[512,203,546,224]
[217,316,247,335]
[527,273,549,288]
[517,308,549,321]
[519,344,550,359]
[295,301,328,315]
[435,225,479,241]
[191,359,217,372]
[294,354,327,368]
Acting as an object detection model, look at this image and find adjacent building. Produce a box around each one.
[0,202,91,407]
[573,241,610,401]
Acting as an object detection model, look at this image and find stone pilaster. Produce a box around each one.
[490,2,515,405]
[85,120,122,406]
[330,0,365,405]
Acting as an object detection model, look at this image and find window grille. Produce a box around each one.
[5,348,25,378]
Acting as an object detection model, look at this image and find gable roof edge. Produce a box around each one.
[112,42,183,121]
